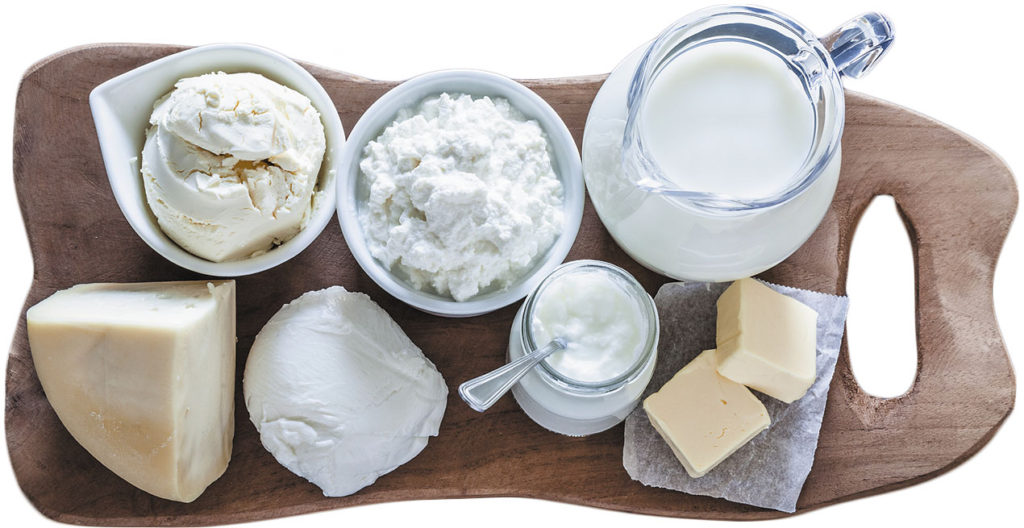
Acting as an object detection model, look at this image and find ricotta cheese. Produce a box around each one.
[243,287,447,496]
[359,93,564,301]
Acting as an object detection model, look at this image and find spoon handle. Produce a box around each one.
[458,338,567,412]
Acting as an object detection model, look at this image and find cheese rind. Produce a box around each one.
[643,350,769,478]
[26,281,236,502]
[714,278,818,403]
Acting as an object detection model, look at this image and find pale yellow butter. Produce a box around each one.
[27,281,236,503]
[715,278,818,403]
[643,349,770,478]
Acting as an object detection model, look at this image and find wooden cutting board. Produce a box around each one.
[5,44,1017,525]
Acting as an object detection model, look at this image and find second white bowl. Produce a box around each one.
[336,70,584,317]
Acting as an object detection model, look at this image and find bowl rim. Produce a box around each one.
[89,42,345,277]
[336,68,584,317]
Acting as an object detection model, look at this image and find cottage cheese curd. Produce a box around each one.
[359,93,563,302]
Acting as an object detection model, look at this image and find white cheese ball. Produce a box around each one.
[243,286,447,496]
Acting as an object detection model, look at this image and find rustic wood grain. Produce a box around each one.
[5,44,1017,525]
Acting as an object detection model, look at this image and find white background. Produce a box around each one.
[1,1,1019,526]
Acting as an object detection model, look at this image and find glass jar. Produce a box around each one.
[582,6,894,281]
[507,260,659,436]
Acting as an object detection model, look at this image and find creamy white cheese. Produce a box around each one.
[141,72,327,262]
[359,93,564,301]
[242,286,447,497]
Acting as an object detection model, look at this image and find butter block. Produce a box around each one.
[643,350,770,478]
[715,278,818,403]
[27,281,236,503]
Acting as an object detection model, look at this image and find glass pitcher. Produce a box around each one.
[582,5,894,281]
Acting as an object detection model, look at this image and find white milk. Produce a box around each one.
[530,269,644,383]
[640,42,814,199]
[582,42,840,282]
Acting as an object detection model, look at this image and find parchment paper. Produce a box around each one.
[622,280,849,513]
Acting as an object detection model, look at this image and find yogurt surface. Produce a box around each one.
[530,268,646,383]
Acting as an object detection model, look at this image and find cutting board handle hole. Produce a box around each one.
[845,195,919,398]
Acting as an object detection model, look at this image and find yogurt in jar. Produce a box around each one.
[531,269,645,384]
[508,260,658,436]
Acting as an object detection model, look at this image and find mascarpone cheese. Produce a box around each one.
[141,72,326,262]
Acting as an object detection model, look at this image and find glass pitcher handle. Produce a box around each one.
[822,12,895,78]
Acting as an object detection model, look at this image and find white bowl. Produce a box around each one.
[89,43,345,277]
[336,70,584,318]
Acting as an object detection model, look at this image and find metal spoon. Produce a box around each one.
[458,337,567,412]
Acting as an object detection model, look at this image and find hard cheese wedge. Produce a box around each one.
[715,278,819,403]
[26,281,236,503]
[643,349,770,478]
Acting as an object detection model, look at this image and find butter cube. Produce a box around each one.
[715,278,818,403]
[643,350,770,478]
[27,281,236,502]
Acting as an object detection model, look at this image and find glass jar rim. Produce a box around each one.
[520,260,659,392]
[622,4,846,213]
